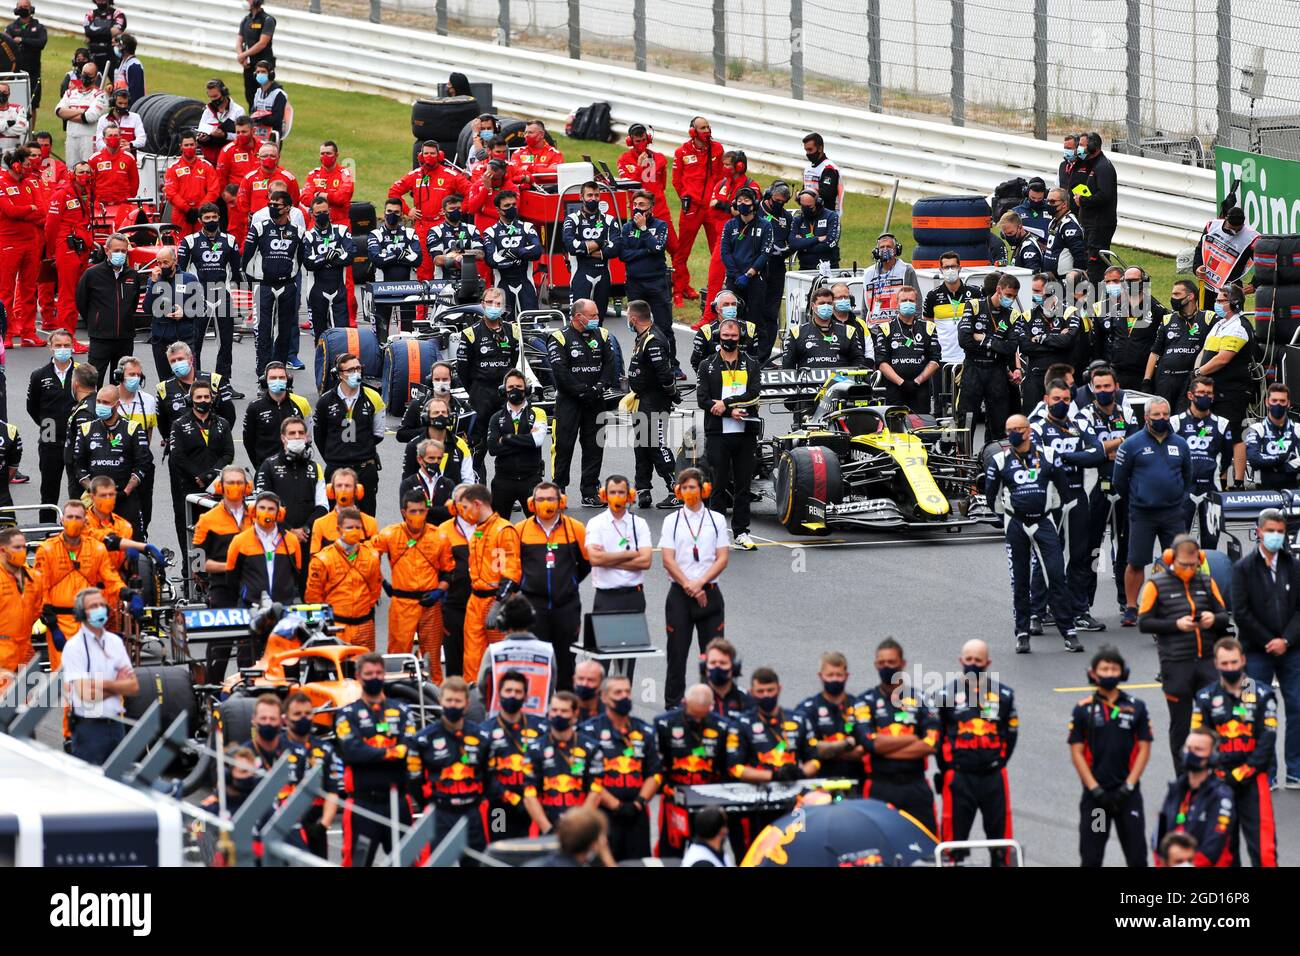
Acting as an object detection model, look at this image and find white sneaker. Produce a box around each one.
[734,532,757,551]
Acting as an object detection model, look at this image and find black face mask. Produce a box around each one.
[574,684,597,701]
[822,679,846,697]
[1094,675,1122,691]
[499,694,524,715]
[160,266,175,280]
[442,705,465,723]
[549,715,572,732]
[314,211,330,229]
[192,400,212,415]
[15,8,31,17]
[289,716,312,736]
[506,387,526,405]
[201,220,220,233]
[500,206,518,221]
[255,722,280,743]
[269,205,287,219]
[719,338,740,352]
[611,697,633,717]
[756,695,779,713]
[1183,750,1210,772]
[634,208,653,221]
[444,208,462,224]
[707,667,731,687]
[430,415,452,430]
[1093,389,1115,407]
[422,461,439,476]
[735,203,754,217]
[384,212,400,227]
[0,93,9,105]
[361,676,385,696]
[1218,667,1243,684]
[583,199,600,213]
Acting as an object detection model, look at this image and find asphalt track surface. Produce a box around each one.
[10,311,1298,867]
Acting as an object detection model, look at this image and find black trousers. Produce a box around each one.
[664,582,725,709]
[526,594,581,690]
[138,462,156,533]
[38,442,64,507]
[168,464,197,557]
[705,431,756,534]
[625,274,675,363]
[632,400,676,494]
[70,716,125,766]
[570,263,611,318]
[759,259,785,362]
[374,302,414,346]
[941,767,1012,865]
[1084,219,1118,283]
[957,363,1009,443]
[551,394,604,497]
[1030,494,1091,620]
[325,460,379,517]
[1161,657,1219,772]
[864,774,937,836]
[1004,516,1074,638]
[467,384,504,482]
[602,804,651,861]
[1155,370,1193,413]
[344,791,413,868]
[884,380,932,414]
[491,471,540,520]
[308,277,349,341]
[726,273,766,344]
[1021,366,1052,415]
[442,602,467,678]
[88,335,136,387]
[242,66,260,110]
[1079,785,1147,866]
[255,281,299,375]
[486,799,533,842]
[432,803,487,860]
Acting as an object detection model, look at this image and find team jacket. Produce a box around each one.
[1068,690,1153,790]
[932,676,1019,773]
[26,360,78,447]
[0,562,43,673]
[398,435,473,505]
[226,523,302,605]
[1029,414,1104,498]
[468,512,522,595]
[1151,310,1212,378]
[1153,774,1236,867]
[63,398,94,472]
[371,521,453,599]
[671,138,724,206]
[958,300,1018,368]
[618,216,669,281]
[923,282,982,356]
[388,161,470,229]
[788,206,841,269]
[242,391,311,466]
[1042,212,1087,275]
[309,508,379,556]
[487,403,548,478]
[506,143,564,184]
[794,692,865,782]
[983,441,1069,523]
[73,417,147,489]
[803,156,843,210]
[627,325,676,406]
[562,209,619,266]
[696,350,761,437]
[760,199,794,259]
[366,223,421,280]
[84,507,133,571]
[616,146,670,207]
[483,218,542,281]
[782,320,866,370]
[1010,233,1044,272]
[1113,429,1192,511]
[719,214,772,278]
[853,684,940,778]
[691,319,760,371]
[456,319,520,392]
[1138,559,1229,662]
[74,260,142,340]
[1244,417,1300,488]
[216,134,259,190]
[525,731,604,821]
[1017,306,1081,371]
[1076,398,1138,484]
[43,180,94,257]
[579,713,662,802]
[548,325,615,398]
[1202,314,1255,391]
[169,412,235,493]
[192,502,252,598]
[144,270,201,343]
[517,514,589,608]
[163,156,220,216]
[425,216,484,280]
[708,171,760,219]
[1011,198,1051,242]
[725,707,818,778]
[304,542,383,625]
[241,217,304,284]
[237,163,301,218]
[177,229,244,287]
[335,696,421,795]
[1191,678,1278,777]
[463,171,522,230]
[481,712,547,806]
[871,317,942,380]
[156,373,236,447]
[653,709,728,790]
[301,224,355,289]
[299,162,354,225]
[256,451,327,533]
[0,168,43,243]
[313,386,385,465]
[1095,299,1164,374]
[416,721,490,808]
[87,146,138,204]
[437,515,474,607]
[33,534,123,645]
[1169,411,1232,494]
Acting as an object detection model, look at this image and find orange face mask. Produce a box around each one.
[63,517,85,536]
[680,489,702,508]
[6,547,26,567]
[335,491,355,507]
[256,510,278,529]
[534,500,559,520]
[606,492,628,512]
[456,502,476,522]
[94,494,116,516]
[223,482,246,504]
[405,514,427,531]
[341,528,364,546]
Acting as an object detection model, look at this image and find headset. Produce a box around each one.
[673,478,712,500]
[207,78,230,101]
[109,355,144,388]
[1225,285,1245,312]
[764,179,791,203]
[182,378,215,408]
[598,483,638,506]
[254,490,287,523]
[526,491,568,513]
[796,187,823,212]
[325,481,366,502]
[730,150,748,175]
[1086,654,1130,685]
[733,186,758,206]
[873,231,904,261]
[499,369,527,398]
[687,116,706,139]
[258,360,293,392]
[72,588,95,623]
[625,123,654,148]
[213,467,250,498]
[698,654,743,681]
[711,289,747,318]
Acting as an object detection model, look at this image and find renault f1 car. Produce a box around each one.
[751,369,998,535]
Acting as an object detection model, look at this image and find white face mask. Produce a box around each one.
[941,268,959,283]
[285,438,308,456]
[431,379,452,394]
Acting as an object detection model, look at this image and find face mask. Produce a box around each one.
[202,219,219,233]
[80,73,95,86]
[404,513,426,531]
[255,722,280,743]
[120,374,142,393]
[63,517,85,536]
[284,438,308,459]
[193,400,212,416]
[549,714,572,732]
[1032,293,1045,305]
[1213,303,1226,319]
[384,211,400,227]
[583,199,600,213]
[1094,675,1122,691]
[266,376,290,396]
[53,347,72,363]
[719,304,738,322]
[484,305,505,321]
[822,679,845,697]
[815,303,834,320]
[444,208,462,224]
[86,605,110,628]
[1269,403,1288,420]
[314,211,330,229]
[431,380,452,395]
[256,510,278,528]
[534,500,559,520]
[877,246,895,261]
[800,204,816,218]
[1168,295,1184,310]
[180,144,198,161]
[611,697,633,717]
[899,301,918,317]
[94,403,112,420]
[1093,388,1114,407]
[15,7,30,16]
[831,299,850,314]
[6,547,25,567]
[94,495,115,515]
[1263,530,1286,552]
[1182,750,1210,772]
[442,705,465,723]
[1148,418,1170,435]
[170,360,191,378]
[344,372,361,389]
[735,203,754,217]
[941,268,959,283]
[1218,667,1243,684]
[255,73,269,86]
[229,775,256,796]
[719,338,740,352]
[500,206,518,221]
[1105,283,1122,297]
[1077,145,1088,158]
[878,666,900,686]
[962,663,986,676]
[75,173,92,188]
[456,502,477,522]
[999,296,1016,309]
[1006,428,1026,447]
[104,134,121,149]
[160,266,176,280]
[480,129,495,144]
[680,489,702,508]
[1188,394,1213,412]
[109,251,126,268]
[39,143,51,159]
[1063,148,1074,161]
[707,667,731,687]
[1049,400,1070,419]
[289,716,313,736]
[634,208,653,221]
[574,684,597,701]
[361,677,385,696]
[583,318,599,332]
[430,415,452,431]
[320,153,336,169]
[756,695,779,713]
[223,483,245,503]
[334,491,355,507]
[506,387,526,405]
[341,529,364,547]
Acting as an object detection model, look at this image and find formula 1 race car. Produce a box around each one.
[751,369,998,535]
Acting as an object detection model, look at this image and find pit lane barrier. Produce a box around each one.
[37,0,1210,258]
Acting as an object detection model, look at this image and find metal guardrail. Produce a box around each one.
[38,0,1213,256]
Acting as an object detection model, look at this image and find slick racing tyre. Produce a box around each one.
[911,195,993,247]
[775,445,842,536]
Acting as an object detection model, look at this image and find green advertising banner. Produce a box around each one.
[1215,146,1300,235]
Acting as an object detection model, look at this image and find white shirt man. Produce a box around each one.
[55,81,108,167]
[587,504,652,593]
[0,99,29,152]
[61,597,137,766]
[95,108,145,151]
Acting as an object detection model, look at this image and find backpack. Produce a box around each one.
[991,176,1028,223]
[565,102,615,143]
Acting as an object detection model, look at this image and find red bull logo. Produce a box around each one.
[543,774,580,794]
[441,763,478,781]
[605,755,641,774]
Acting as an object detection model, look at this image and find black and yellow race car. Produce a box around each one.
[751,369,998,535]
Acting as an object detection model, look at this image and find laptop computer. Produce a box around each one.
[583,610,656,653]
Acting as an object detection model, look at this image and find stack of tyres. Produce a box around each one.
[1251,234,1300,370]
[411,96,481,164]
[382,333,442,416]
[911,195,994,269]
[315,326,382,393]
[133,93,206,154]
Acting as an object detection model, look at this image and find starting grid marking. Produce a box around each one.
[746,533,1006,550]
[1053,683,1163,693]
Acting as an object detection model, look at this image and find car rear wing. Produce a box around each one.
[1208,488,1300,559]
[756,366,875,403]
